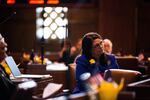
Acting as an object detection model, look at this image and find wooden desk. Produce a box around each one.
[46,68,68,91]
[24,63,69,94]
[33,77,53,96]
[12,77,53,97]
[127,78,150,100]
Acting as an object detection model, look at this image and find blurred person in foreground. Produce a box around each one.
[0,33,16,100]
[73,32,119,93]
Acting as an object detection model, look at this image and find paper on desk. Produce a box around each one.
[42,83,63,98]
[46,63,68,71]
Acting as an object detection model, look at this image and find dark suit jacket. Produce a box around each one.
[0,64,16,100]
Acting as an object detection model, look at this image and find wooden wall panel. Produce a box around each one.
[0,7,36,52]
[0,0,150,56]
[98,0,137,55]
[137,2,150,55]
[0,6,98,53]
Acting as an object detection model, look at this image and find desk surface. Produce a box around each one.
[12,77,53,96]
[127,78,150,100]
[128,78,150,86]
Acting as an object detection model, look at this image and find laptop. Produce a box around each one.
[5,56,52,79]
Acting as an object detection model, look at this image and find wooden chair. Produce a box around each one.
[116,57,147,74]
[116,57,138,69]
[68,63,77,92]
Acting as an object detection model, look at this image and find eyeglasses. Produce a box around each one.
[93,40,103,49]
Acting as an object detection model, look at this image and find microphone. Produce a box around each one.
[0,11,16,25]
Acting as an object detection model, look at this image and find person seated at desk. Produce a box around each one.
[73,32,119,93]
[137,51,148,66]
[137,51,149,74]
[58,39,74,66]
[71,38,82,60]
[0,33,16,100]
[103,38,113,54]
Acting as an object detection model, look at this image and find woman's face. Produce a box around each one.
[92,38,103,59]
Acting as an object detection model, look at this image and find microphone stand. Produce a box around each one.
[41,36,45,64]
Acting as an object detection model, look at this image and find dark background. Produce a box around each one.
[0,0,150,56]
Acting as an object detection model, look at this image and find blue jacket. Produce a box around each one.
[73,54,119,93]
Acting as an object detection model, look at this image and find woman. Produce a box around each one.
[74,32,119,93]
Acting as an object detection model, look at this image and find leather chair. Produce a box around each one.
[68,64,141,91]
[104,69,142,85]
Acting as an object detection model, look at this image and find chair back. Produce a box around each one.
[68,63,76,92]
[116,57,138,70]
[104,69,142,85]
